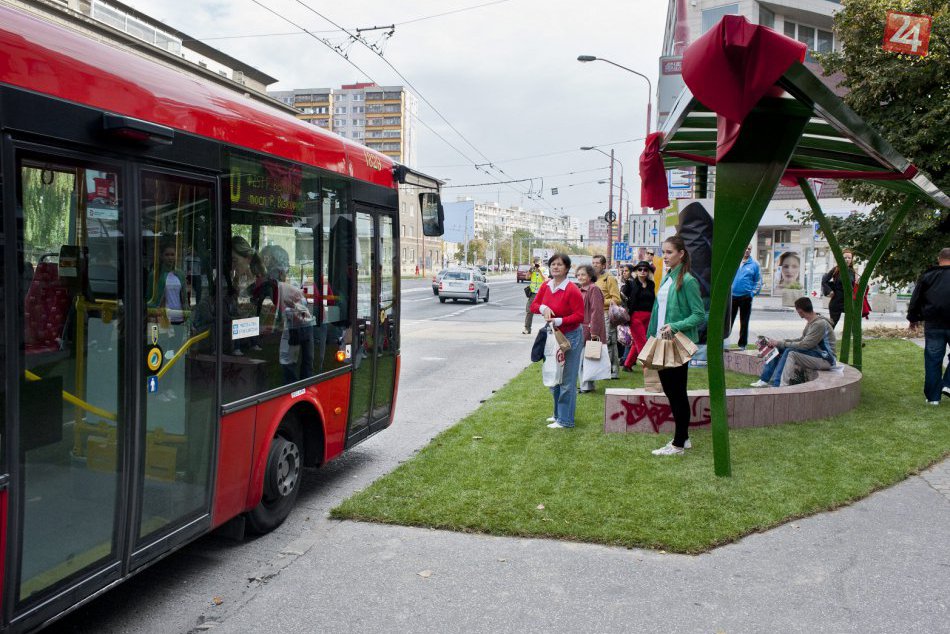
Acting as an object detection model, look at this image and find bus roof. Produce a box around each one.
[0,6,396,189]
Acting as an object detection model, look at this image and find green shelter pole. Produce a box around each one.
[798,178,857,364]
[850,195,917,369]
[708,104,812,477]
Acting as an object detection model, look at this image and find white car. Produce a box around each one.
[438,269,489,304]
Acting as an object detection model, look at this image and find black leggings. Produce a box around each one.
[658,362,690,447]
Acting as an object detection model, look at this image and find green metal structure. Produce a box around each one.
[654,63,949,477]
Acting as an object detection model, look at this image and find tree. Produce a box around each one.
[805,0,949,288]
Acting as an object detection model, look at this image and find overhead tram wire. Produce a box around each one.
[289,0,554,210]
[247,1,486,180]
[189,1,515,41]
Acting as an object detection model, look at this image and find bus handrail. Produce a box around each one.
[24,369,118,422]
[155,329,209,379]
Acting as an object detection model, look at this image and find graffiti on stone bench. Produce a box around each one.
[608,395,712,433]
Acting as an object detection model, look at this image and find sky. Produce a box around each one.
[133,0,668,228]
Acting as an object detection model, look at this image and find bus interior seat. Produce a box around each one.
[24,260,71,353]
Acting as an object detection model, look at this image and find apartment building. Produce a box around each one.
[587,218,611,249]
[655,0,872,296]
[442,199,581,261]
[270,83,418,167]
[7,0,280,98]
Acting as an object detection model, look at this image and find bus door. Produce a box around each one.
[347,208,398,443]
[6,152,218,620]
[131,169,216,567]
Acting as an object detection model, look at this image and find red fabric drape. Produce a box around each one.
[682,15,806,160]
[639,131,669,209]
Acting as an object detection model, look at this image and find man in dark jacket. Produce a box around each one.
[907,247,950,405]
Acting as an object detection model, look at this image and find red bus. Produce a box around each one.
[0,6,443,631]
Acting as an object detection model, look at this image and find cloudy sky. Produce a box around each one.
[132,0,667,227]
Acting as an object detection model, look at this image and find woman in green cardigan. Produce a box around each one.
[648,235,706,456]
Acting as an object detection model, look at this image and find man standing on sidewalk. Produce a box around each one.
[593,255,622,378]
[729,244,761,349]
[523,260,545,335]
[907,247,950,405]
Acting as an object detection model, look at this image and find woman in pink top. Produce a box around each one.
[530,253,585,429]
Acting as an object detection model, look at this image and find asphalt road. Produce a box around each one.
[46,274,948,633]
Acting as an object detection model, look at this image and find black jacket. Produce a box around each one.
[622,279,655,313]
[907,264,950,328]
[821,267,855,312]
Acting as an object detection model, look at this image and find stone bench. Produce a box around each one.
[604,350,862,434]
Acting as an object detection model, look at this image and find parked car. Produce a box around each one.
[516,264,532,283]
[438,269,489,304]
[478,265,488,274]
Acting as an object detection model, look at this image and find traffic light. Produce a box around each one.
[580,235,584,244]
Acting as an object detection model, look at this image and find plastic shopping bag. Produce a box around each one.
[581,344,611,382]
[542,330,565,387]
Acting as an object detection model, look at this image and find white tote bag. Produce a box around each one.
[541,329,565,387]
[581,344,611,382]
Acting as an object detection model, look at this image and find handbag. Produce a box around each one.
[553,327,571,353]
[608,304,630,326]
[530,328,547,362]
[524,285,533,298]
[584,335,602,360]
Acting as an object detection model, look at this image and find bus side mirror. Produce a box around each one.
[419,192,444,237]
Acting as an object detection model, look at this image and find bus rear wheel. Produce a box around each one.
[246,415,303,534]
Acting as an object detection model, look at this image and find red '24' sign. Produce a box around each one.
[882,11,932,56]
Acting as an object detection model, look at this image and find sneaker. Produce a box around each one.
[651,441,684,456]
[547,421,572,429]
[749,379,769,388]
[928,401,940,406]
[522,328,530,335]
[546,416,556,423]
[684,438,692,449]
[943,386,950,398]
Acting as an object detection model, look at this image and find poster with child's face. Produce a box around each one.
[774,250,801,290]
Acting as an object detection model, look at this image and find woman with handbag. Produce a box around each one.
[622,260,656,370]
[648,236,706,455]
[576,264,607,393]
[531,253,585,429]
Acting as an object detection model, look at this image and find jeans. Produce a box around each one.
[550,326,584,427]
[760,348,828,387]
[658,362,690,447]
[923,325,950,402]
[730,295,753,348]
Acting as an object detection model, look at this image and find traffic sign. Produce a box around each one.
[604,210,616,224]
[612,241,631,262]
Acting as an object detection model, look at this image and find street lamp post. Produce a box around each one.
[581,146,624,265]
[577,55,652,136]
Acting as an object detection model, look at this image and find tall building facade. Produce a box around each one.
[655,0,873,297]
[270,83,418,167]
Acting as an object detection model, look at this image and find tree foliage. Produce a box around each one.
[808,0,949,288]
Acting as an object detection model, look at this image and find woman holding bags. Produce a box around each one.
[576,264,607,394]
[648,235,706,455]
[531,253,585,429]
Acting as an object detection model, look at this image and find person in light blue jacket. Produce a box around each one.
[729,244,761,349]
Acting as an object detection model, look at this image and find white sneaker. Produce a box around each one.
[749,379,769,388]
[546,416,556,423]
[942,386,950,398]
[523,328,530,335]
[547,421,571,429]
[928,401,940,406]
[684,438,692,449]
[651,441,684,456]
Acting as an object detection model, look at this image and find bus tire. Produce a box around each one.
[246,415,303,534]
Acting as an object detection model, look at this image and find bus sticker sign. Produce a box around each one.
[232,317,260,340]
[882,11,931,57]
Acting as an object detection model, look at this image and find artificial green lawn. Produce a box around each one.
[332,340,949,553]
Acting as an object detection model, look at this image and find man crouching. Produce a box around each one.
[751,297,837,387]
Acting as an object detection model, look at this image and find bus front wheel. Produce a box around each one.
[247,415,303,534]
